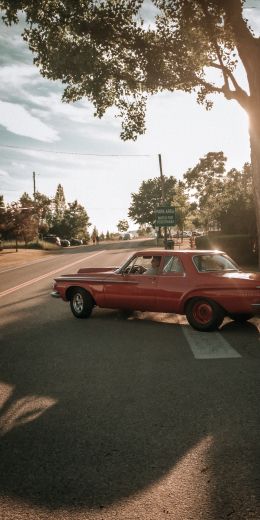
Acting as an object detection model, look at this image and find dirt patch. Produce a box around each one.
[0,249,56,271]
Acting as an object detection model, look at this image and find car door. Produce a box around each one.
[156,255,186,312]
[103,254,160,310]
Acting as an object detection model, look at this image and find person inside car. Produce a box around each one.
[144,256,161,275]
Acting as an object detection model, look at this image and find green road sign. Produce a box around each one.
[155,206,175,226]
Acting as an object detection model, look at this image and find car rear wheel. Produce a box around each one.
[70,288,94,319]
[229,313,253,323]
[186,298,224,332]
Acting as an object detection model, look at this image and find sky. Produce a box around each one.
[0,1,259,233]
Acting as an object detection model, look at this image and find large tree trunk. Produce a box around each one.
[249,116,260,268]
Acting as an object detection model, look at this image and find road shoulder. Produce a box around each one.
[0,249,58,272]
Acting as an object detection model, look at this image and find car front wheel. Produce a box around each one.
[186,298,224,332]
[70,288,94,319]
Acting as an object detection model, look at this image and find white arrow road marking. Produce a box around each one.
[0,251,104,299]
[182,325,241,359]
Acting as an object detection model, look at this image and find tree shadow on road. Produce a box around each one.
[0,303,260,518]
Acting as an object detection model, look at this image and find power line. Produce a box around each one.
[0,143,152,157]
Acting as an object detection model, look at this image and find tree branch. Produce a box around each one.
[198,0,230,89]
[208,62,250,110]
[193,74,224,94]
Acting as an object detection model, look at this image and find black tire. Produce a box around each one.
[186,298,224,332]
[229,313,253,323]
[70,288,94,319]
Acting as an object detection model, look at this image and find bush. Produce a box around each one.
[40,240,60,250]
[27,241,44,249]
[1,240,26,249]
[195,234,258,265]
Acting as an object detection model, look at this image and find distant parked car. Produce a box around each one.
[60,239,70,247]
[123,233,131,240]
[70,238,83,246]
[43,235,61,246]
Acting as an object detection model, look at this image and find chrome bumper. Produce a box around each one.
[251,303,260,314]
[51,291,61,298]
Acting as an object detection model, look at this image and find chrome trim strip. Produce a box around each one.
[55,276,137,284]
[251,303,260,307]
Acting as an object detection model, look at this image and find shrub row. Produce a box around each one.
[195,234,258,265]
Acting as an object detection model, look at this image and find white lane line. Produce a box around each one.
[182,325,241,359]
[0,251,104,299]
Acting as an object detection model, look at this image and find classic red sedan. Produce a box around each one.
[51,249,260,332]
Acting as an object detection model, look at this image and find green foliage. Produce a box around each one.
[173,181,191,231]
[34,191,52,234]
[0,195,6,235]
[3,199,38,244]
[0,1,253,140]
[184,151,227,231]
[218,164,256,235]
[0,185,90,243]
[26,241,45,250]
[117,219,129,232]
[2,0,260,261]
[52,184,66,223]
[50,199,90,238]
[184,153,256,235]
[41,240,60,251]
[129,175,178,227]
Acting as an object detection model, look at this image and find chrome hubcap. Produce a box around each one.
[73,293,84,313]
[193,302,213,324]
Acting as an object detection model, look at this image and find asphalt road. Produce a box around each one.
[0,240,260,520]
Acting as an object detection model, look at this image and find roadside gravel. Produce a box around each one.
[0,249,58,272]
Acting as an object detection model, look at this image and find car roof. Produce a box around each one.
[136,249,224,255]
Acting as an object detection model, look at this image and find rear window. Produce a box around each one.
[193,254,238,273]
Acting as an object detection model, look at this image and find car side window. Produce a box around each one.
[193,254,238,272]
[123,256,155,274]
[163,256,183,274]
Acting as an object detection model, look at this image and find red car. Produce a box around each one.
[51,249,260,332]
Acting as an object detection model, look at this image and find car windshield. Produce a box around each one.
[118,255,162,274]
[193,253,239,273]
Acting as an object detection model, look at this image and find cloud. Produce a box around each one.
[0,64,40,90]
[0,169,9,177]
[242,3,260,36]
[28,92,90,123]
[0,101,60,142]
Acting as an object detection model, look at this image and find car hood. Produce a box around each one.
[77,267,118,274]
[54,267,118,282]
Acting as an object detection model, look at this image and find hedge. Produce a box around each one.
[195,234,258,265]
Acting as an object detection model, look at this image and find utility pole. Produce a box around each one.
[32,171,40,242]
[33,171,36,200]
[158,154,167,249]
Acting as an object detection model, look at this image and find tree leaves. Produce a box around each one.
[1,0,253,139]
